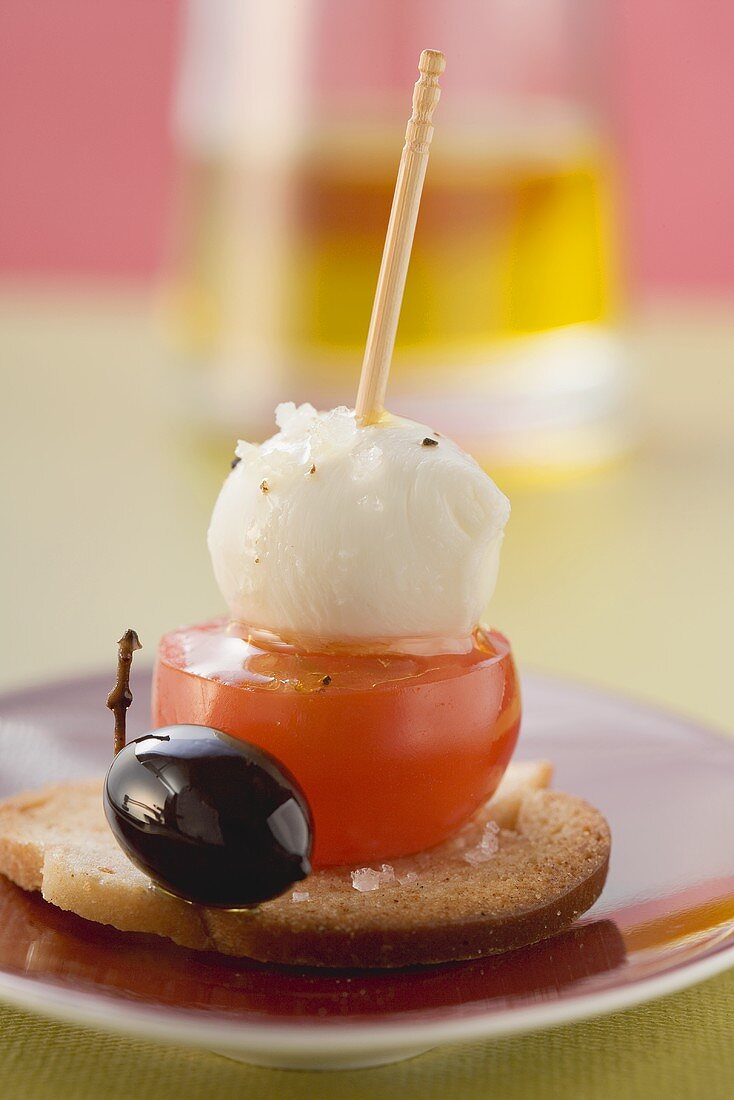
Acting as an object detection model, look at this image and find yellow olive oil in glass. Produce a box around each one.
[165,105,626,482]
[288,121,613,362]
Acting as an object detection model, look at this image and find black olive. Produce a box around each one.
[103,725,312,908]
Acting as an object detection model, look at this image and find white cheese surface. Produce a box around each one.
[208,403,510,651]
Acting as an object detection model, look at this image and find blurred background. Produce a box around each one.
[1,0,732,729]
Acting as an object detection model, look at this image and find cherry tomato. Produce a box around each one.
[152,619,521,867]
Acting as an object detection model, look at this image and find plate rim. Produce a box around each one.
[1,938,733,1056]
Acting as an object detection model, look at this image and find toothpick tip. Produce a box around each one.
[354,48,445,425]
[419,49,446,77]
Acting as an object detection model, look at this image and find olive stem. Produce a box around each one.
[107,629,142,756]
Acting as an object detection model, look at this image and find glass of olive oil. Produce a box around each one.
[164,1,629,482]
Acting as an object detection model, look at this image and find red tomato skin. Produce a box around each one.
[153,622,521,867]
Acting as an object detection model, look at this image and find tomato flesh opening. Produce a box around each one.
[152,619,521,867]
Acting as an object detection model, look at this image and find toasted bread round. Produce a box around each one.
[0,762,610,968]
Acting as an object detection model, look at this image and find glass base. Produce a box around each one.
[167,323,632,484]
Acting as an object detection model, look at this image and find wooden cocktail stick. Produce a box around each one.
[355,49,445,425]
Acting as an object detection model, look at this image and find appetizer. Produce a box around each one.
[154,401,519,867]
[0,50,610,968]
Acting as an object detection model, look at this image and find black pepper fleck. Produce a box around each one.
[321,675,332,686]
[260,480,270,493]
[230,455,241,469]
[309,463,317,475]
[421,437,439,447]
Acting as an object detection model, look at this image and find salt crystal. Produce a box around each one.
[351,868,382,892]
[291,890,310,903]
[463,820,500,865]
[275,401,317,434]
[314,405,358,449]
[463,849,488,866]
[379,863,395,883]
[352,443,384,481]
[397,871,419,885]
[351,864,396,892]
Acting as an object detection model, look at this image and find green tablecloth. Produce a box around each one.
[2,970,734,1098]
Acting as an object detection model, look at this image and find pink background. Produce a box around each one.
[0,0,732,295]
